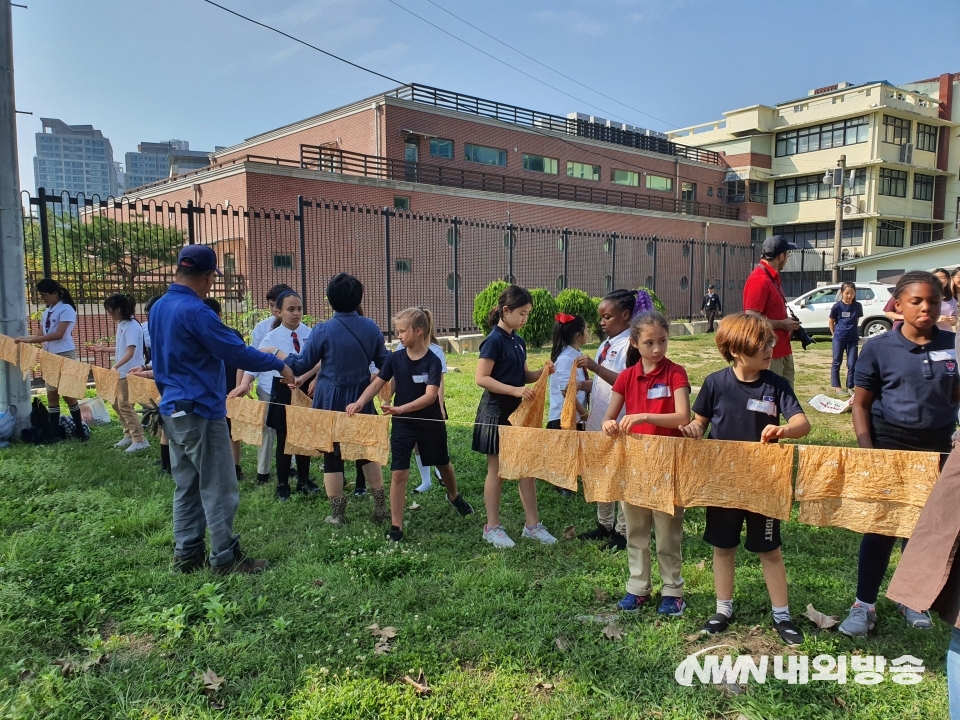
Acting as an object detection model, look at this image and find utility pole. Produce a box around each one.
[0,1,29,429]
[831,154,846,283]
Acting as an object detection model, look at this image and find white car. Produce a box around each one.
[787,282,894,337]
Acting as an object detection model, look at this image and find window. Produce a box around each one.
[645,174,672,192]
[916,123,938,153]
[750,227,766,245]
[681,182,696,202]
[567,161,600,181]
[773,169,866,204]
[806,287,839,306]
[882,115,911,145]
[772,220,864,249]
[464,143,506,166]
[877,220,905,247]
[429,138,453,159]
[611,169,639,186]
[521,153,558,174]
[775,115,868,157]
[911,222,934,246]
[393,196,410,211]
[878,168,907,197]
[913,173,934,201]
[395,258,411,272]
[273,253,293,269]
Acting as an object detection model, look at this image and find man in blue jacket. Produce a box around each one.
[150,245,294,575]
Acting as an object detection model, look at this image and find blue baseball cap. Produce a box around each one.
[177,245,222,276]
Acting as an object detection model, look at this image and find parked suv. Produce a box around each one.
[786,282,894,337]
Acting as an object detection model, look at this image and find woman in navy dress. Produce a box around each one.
[281,274,388,526]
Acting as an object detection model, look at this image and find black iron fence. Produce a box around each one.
[21,189,840,367]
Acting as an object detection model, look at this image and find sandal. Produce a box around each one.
[700,612,734,635]
[774,619,804,646]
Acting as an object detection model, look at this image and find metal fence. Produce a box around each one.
[21,189,839,367]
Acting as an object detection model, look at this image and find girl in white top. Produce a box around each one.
[547,313,589,427]
[96,293,148,452]
[235,291,320,501]
[933,268,957,332]
[413,308,448,493]
[574,289,640,550]
[16,279,88,439]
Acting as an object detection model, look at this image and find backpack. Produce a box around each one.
[59,414,90,441]
[21,398,61,445]
[0,404,16,448]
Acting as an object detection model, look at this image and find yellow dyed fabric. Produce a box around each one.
[39,351,64,388]
[579,432,625,503]
[498,425,580,491]
[226,396,267,425]
[290,388,313,408]
[0,334,18,364]
[335,412,390,465]
[91,365,120,406]
[798,498,924,538]
[620,434,678,515]
[377,380,393,405]
[230,420,263,447]
[674,439,795,520]
[126,374,161,405]
[19,343,39,380]
[58,358,90,399]
[559,362,580,431]
[508,369,549,429]
[285,405,335,456]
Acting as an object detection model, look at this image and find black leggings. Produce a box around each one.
[855,418,952,603]
[268,385,311,487]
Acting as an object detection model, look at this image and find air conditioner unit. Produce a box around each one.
[899,143,914,165]
[589,116,607,126]
[843,199,861,215]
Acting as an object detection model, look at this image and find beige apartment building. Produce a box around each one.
[668,73,959,266]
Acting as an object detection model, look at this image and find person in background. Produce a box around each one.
[951,268,960,321]
[151,245,292,575]
[883,295,903,325]
[412,308,449,494]
[15,279,88,441]
[251,283,294,485]
[95,293,148,453]
[933,268,957,332]
[547,312,588,497]
[742,235,800,387]
[142,294,169,472]
[828,282,863,396]
[203,297,245,481]
[700,284,723,333]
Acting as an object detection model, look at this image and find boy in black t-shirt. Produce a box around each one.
[680,312,811,645]
[347,308,474,540]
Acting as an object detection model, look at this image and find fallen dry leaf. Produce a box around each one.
[200,668,226,708]
[805,603,840,630]
[562,525,576,540]
[18,669,34,682]
[367,623,398,640]
[593,587,609,603]
[685,634,699,643]
[402,669,431,696]
[52,655,109,678]
[601,623,623,641]
[312,579,325,588]
[833,696,848,709]
[408,502,421,511]
[554,634,569,651]
[374,638,392,655]
[52,659,76,677]
[533,681,554,695]
[695,559,706,570]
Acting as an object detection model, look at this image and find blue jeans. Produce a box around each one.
[949,626,960,720]
[163,414,241,567]
[831,336,859,389]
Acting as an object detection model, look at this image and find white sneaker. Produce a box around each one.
[482,524,516,548]
[114,437,132,448]
[521,523,557,545]
[125,439,150,453]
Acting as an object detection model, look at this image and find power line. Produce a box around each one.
[421,0,678,130]
[200,0,405,85]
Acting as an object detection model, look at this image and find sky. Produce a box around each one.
[11,0,960,195]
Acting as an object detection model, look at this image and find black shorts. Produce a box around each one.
[391,419,449,471]
[703,506,781,553]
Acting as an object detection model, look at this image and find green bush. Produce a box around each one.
[472,280,509,334]
[638,286,667,316]
[556,288,600,340]
[589,297,604,340]
[518,288,557,348]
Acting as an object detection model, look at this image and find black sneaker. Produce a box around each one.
[447,493,475,516]
[354,486,368,497]
[211,552,270,576]
[386,526,404,542]
[256,473,271,485]
[774,619,804,646]
[172,552,208,573]
[297,479,320,496]
[276,483,291,502]
[701,612,734,635]
[577,524,612,541]
[605,531,627,552]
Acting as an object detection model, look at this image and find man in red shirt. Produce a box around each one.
[742,235,800,387]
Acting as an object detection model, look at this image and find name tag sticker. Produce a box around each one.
[930,350,957,362]
[841,312,851,318]
[747,398,778,416]
[647,384,671,399]
[947,361,957,376]
[411,374,428,384]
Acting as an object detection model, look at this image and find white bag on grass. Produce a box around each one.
[79,397,111,425]
[808,394,853,414]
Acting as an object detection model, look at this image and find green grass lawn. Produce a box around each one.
[0,335,952,719]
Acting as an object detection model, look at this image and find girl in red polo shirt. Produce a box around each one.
[602,310,691,616]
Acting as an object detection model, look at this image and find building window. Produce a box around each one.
[395,258,412,272]
[429,138,453,159]
[725,180,769,203]
[913,173,934,201]
[645,174,672,192]
[882,115,911,145]
[877,220,905,247]
[521,153,558,174]
[464,143,506,166]
[393,196,410,210]
[681,182,696,202]
[773,169,866,204]
[775,115,869,157]
[751,227,766,245]
[273,253,293,269]
[878,168,907,197]
[611,169,639,186]
[916,123,938,153]
[772,220,864,249]
[567,161,600,181]
[910,222,934,246]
